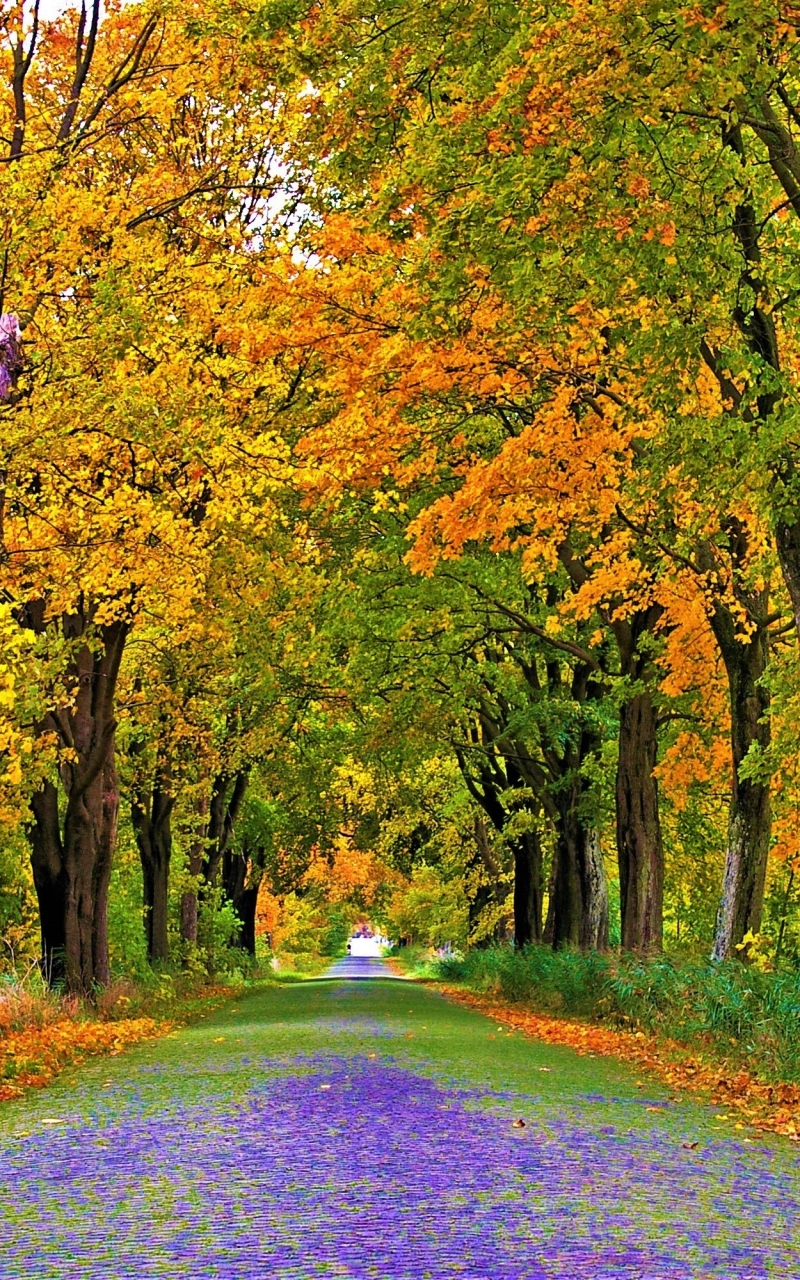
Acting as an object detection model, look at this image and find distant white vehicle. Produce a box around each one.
[346,934,390,957]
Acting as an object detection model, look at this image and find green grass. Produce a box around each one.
[435,945,800,1083]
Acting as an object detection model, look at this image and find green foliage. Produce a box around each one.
[107,833,149,981]
[197,887,246,978]
[0,832,38,972]
[386,865,469,949]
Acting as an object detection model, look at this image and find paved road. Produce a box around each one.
[325,956,403,979]
[1,969,799,1278]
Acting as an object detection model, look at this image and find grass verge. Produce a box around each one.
[432,946,800,1141]
[0,967,266,1104]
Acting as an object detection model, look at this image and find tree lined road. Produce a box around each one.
[1,973,798,1279]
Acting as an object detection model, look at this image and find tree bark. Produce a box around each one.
[181,771,247,960]
[551,798,608,951]
[203,769,249,885]
[28,779,67,984]
[222,846,262,955]
[616,687,663,953]
[709,601,771,961]
[467,816,507,943]
[609,605,665,954]
[510,829,543,948]
[180,818,206,949]
[26,615,128,994]
[92,751,119,987]
[547,660,608,952]
[131,765,174,964]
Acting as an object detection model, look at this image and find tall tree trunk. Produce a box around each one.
[180,800,206,950]
[28,779,66,984]
[93,752,119,987]
[611,606,665,954]
[222,846,262,956]
[181,770,247,961]
[546,661,608,952]
[236,886,259,955]
[467,816,507,944]
[26,616,128,994]
[202,769,249,885]
[551,795,608,951]
[131,766,174,964]
[616,688,663,953]
[709,601,771,961]
[510,829,543,947]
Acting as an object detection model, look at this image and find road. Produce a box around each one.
[0,960,798,1278]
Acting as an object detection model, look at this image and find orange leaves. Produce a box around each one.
[405,392,632,577]
[304,838,393,907]
[0,1016,165,1104]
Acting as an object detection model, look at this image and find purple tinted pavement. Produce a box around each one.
[325,956,403,980]
[0,974,798,1279]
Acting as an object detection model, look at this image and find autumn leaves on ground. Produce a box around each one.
[2,1,800,1267]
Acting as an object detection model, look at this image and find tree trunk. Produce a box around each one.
[551,796,608,951]
[92,751,119,987]
[775,517,800,636]
[26,616,128,994]
[608,604,665,954]
[710,602,771,961]
[546,660,608,952]
[131,767,174,964]
[180,841,203,948]
[28,779,66,984]
[238,887,259,955]
[467,815,507,943]
[616,688,664,953]
[203,769,249,885]
[223,845,264,956]
[511,829,543,947]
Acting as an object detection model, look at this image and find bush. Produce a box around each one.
[436,945,800,1083]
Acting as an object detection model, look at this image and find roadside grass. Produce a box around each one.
[0,963,286,1103]
[433,945,800,1087]
[0,951,344,1105]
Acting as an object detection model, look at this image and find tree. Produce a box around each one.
[0,1,303,990]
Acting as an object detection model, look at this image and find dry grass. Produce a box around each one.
[0,965,68,1036]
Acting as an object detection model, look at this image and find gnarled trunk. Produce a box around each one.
[28,780,67,984]
[616,688,663,953]
[467,816,509,944]
[26,616,128,994]
[180,834,204,949]
[180,771,248,961]
[610,605,665,955]
[551,801,608,951]
[222,847,261,955]
[710,602,771,961]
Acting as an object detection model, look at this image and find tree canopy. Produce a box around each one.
[2,0,800,989]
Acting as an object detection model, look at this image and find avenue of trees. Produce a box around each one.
[2,0,800,991]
